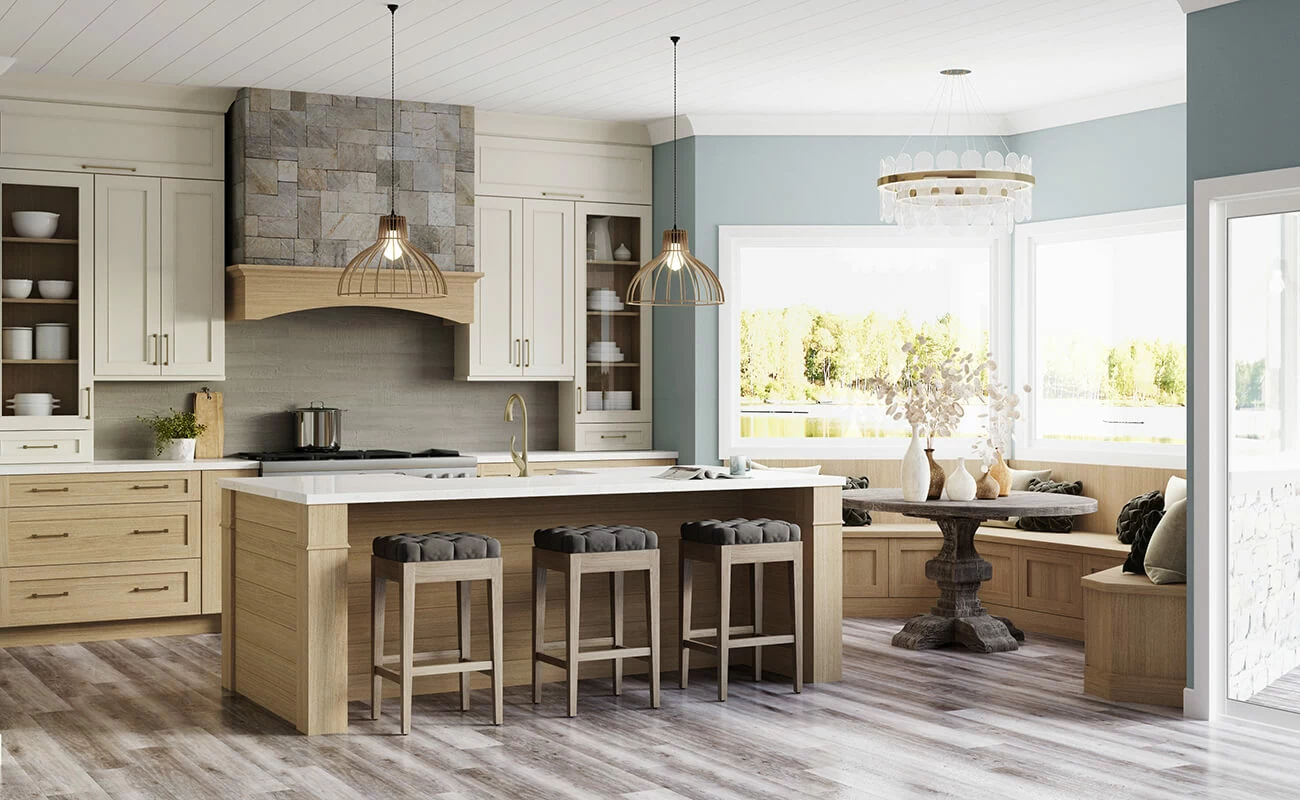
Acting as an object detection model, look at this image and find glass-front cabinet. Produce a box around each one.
[560,203,653,450]
[0,169,94,461]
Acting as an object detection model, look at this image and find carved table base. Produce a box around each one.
[890,516,1025,653]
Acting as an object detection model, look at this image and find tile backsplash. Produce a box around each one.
[92,307,557,459]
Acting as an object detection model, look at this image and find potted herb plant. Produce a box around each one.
[139,409,206,461]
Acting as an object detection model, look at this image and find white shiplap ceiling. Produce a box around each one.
[0,0,1186,124]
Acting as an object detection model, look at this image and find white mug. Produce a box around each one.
[729,455,750,476]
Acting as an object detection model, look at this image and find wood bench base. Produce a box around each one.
[1082,566,1185,707]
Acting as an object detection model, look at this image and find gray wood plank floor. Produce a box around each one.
[1248,665,1300,714]
[2,618,1298,799]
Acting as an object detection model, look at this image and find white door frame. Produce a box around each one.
[1191,165,1300,727]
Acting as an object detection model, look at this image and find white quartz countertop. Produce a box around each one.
[220,466,842,506]
[0,458,261,476]
[470,450,677,464]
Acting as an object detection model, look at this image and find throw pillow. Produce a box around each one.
[843,476,871,527]
[1016,478,1084,533]
[1117,491,1165,544]
[1124,504,1167,574]
[984,468,1054,528]
[1164,475,1187,508]
[1144,498,1187,584]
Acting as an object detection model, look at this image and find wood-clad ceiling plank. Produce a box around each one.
[111,0,262,83]
[0,0,67,57]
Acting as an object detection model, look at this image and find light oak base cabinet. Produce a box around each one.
[1082,567,1186,708]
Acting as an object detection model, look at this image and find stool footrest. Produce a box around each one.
[374,658,495,684]
[684,633,795,655]
[380,648,463,666]
[686,625,756,639]
[535,644,654,669]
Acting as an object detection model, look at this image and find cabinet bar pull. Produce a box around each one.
[149,333,158,365]
[29,532,70,539]
[81,164,136,172]
[130,484,171,490]
[540,191,584,198]
[29,487,70,493]
[600,434,628,440]
[130,528,171,535]
[577,386,583,414]
[513,339,520,366]
[524,339,531,368]
[29,591,69,599]
[162,333,170,366]
[21,444,60,450]
[84,386,92,420]
[131,585,169,593]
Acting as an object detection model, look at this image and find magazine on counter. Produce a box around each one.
[655,466,747,481]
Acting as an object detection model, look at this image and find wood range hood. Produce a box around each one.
[226,264,483,323]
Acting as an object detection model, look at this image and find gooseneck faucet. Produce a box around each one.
[504,393,531,477]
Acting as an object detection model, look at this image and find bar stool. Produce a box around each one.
[370,532,504,734]
[678,518,803,701]
[531,524,662,717]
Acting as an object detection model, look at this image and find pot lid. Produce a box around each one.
[291,400,343,412]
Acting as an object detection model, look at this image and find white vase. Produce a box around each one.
[944,457,977,502]
[900,424,930,502]
[164,438,197,462]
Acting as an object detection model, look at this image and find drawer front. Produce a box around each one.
[575,423,652,451]
[2,503,200,567]
[1016,547,1085,618]
[0,558,199,626]
[6,471,199,507]
[844,539,888,599]
[0,431,92,463]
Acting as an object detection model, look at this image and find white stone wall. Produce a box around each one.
[1228,481,1300,701]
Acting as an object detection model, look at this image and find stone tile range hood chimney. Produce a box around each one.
[225,87,479,321]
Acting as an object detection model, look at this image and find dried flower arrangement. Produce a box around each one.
[870,335,988,448]
[973,368,1030,469]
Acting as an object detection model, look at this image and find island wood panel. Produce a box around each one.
[201,469,258,614]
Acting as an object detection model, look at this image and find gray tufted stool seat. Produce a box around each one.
[680,518,801,546]
[534,524,658,554]
[374,532,502,562]
[678,517,804,701]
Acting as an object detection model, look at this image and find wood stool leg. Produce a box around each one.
[370,567,387,720]
[532,560,546,704]
[752,562,764,682]
[647,555,662,709]
[790,554,803,694]
[488,565,504,725]
[457,579,472,713]
[679,553,693,689]
[610,571,624,696]
[717,551,732,702]
[565,558,582,718]
[400,570,416,735]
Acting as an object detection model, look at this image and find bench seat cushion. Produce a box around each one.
[682,518,801,546]
[534,524,659,553]
[374,532,501,562]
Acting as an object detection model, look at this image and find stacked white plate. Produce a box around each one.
[7,392,60,416]
[587,341,624,363]
[588,289,625,312]
[604,390,633,411]
[586,391,604,411]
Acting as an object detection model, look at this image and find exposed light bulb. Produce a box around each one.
[383,237,404,261]
[665,250,686,271]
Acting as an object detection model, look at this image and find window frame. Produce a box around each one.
[717,225,1011,461]
[1012,205,1187,469]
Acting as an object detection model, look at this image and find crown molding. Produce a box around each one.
[1178,0,1242,12]
[477,110,650,146]
[0,72,232,113]
[645,80,1185,144]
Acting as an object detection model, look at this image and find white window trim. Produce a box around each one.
[1012,206,1187,469]
[717,225,1011,461]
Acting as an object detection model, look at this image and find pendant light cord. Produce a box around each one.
[389,3,397,217]
[671,35,678,232]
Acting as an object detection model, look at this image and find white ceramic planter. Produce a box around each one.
[163,438,197,461]
[900,424,930,502]
[944,457,977,502]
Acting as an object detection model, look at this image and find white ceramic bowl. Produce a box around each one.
[11,393,54,402]
[36,280,74,300]
[11,211,59,239]
[2,279,32,299]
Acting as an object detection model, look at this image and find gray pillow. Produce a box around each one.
[1016,478,1083,533]
[983,468,1053,528]
[1145,498,1187,584]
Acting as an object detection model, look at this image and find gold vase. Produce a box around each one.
[989,449,1012,497]
[976,467,1000,500]
[925,448,945,500]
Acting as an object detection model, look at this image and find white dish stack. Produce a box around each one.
[587,289,625,312]
[587,340,624,363]
[604,390,633,411]
[586,391,604,411]
[7,393,60,416]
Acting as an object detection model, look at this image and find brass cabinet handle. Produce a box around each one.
[162,333,170,366]
[524,339,531,368]
[600,434,628,440]
[21,444,60,450]
[130,528,170,535]
[131,585,169,593]
[577,386,583,414]
[29,532,70,539]
[81,164,136,172]
[29,591,69,599]
[149,333,158,365]
[130,484,171,490]
[84,386,92,420]
[513,339,520,366]
[29,487,70,493]
[540,191,584,198]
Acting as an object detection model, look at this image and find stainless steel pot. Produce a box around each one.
[291,401,343,451]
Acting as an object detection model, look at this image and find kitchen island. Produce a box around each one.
[219,467,844,734]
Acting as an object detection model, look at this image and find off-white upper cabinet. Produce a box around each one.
[475,136,652,205]
[0,100,224,181]
[95,176,224,380]
[455,197,574,380]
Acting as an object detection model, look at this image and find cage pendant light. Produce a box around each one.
[627,36,723,307]
[338,4,447,299]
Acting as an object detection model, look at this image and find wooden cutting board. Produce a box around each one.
[193,390,224,459]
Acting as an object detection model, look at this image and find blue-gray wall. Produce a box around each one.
[652,106,1187,465]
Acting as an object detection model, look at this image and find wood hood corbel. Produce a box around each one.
[226,265,483,323]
